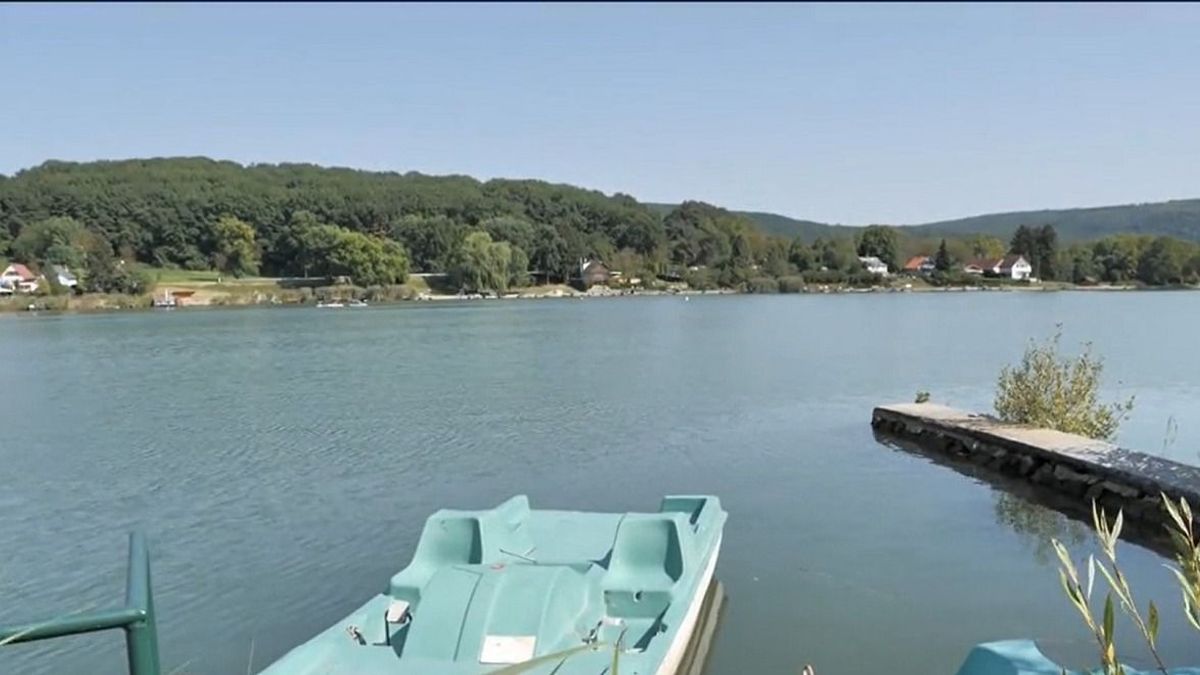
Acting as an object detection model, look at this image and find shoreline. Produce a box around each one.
[0,281,1190,317]
[0,280,1190,316]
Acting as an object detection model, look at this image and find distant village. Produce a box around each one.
[0,263,77,295]
[857,254,1033,280]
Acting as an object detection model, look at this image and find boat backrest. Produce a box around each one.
[609,514,685,582]
[602,514,686,618]
[389,496,533,603]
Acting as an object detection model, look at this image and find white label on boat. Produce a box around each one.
[385,600,410,623]
[479,635,537,664]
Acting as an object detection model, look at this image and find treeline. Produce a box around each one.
[914,224,1200,287]
[0,158,666,287]
[0,158,871,292]
[1,158,1199,293]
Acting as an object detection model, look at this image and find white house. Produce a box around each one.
[998,255,1032,280]
[51,265,78,290]
[962,255,1032,280]
[858,256,889,276]
[1,263,39,293]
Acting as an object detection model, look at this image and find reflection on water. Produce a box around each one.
[993,492,1088,564]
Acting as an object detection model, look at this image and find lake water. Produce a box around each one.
[3,293,1200,674]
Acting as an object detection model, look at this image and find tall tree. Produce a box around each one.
[856,225,898,270]
[934,239,952,272]
[1009,225,1037,259]
[1137,236,1186,285]
[788,237,813,272]
[448,231,515,292]
[1034,225,1058,280]
[968,234,1006,260]
[209,215,260,277]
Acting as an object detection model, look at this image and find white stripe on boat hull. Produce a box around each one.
[656,533,722,675]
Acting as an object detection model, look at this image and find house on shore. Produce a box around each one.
[902,255,936,275]
[573,259,615,289]
[1,263,40,293]
[858,256,889,276]
[51,265,79,291]
[962,255,1032,280]
[998,255,1033,280]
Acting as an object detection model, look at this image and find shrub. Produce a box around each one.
[363,285,416,302]
[801,269,846,285]
[777,275,806,293]
[994,329,1133,440]
[684,268,717,290]
[745,277,779,294]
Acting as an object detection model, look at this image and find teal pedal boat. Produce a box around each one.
[261,495,726,675]
[955,640,1200,674]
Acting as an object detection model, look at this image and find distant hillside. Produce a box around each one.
[654,199,1200,242]
[646,203,852,240]
[908,199,1200,241]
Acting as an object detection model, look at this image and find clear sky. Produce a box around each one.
[2,3,1199,224]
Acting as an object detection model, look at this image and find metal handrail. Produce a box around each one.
[0,533,161,675]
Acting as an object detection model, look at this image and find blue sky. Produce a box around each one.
[2,3,1199,224]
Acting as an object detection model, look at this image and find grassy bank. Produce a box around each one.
[0,270,1190,314]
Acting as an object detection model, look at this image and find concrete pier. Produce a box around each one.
[871,403,1200,528]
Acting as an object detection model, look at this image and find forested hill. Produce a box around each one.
[0,158,670,279]
[652,199,1200,243]
[910,200,1200,241]
[646,203,854,241]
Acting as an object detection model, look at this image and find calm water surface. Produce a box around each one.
[3,293,1200,674]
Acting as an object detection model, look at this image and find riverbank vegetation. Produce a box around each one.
[3,159,1200,303]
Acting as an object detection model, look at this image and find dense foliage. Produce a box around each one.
[2,158,1200,293]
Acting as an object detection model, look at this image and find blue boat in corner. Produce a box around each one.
[956,640,1200,675]
[261,494,726,675]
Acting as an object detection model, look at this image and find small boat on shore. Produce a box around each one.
[347,299,368,308]
[955,640,1200,674]
[261,495,726,675]
[152,290,176,309]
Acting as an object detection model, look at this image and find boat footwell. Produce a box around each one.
[260,495,727,675]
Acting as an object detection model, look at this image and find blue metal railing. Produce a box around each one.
[0,533,161,675]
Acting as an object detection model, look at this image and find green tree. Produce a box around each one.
[209,215,260,277]
[448,231,511,292]
[528,224,569,281]
[760,238,792,277]
[1063,244,1099,284]
[856,225,898,270]
[390,215,467,272]
[812,237,859,272]
[934,239,952,272]
[1035,225,1059,280]
[11,216,87,269]
[1010,225,1037,259]
[1093,235,1149,283]
[1137,236,1187,285]
[968,234,1006,260]
[327,229,409,286]
[788,237,813,272]
[299,224,409,286]
[1009,224,1058,279]
[506,243,529,288]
